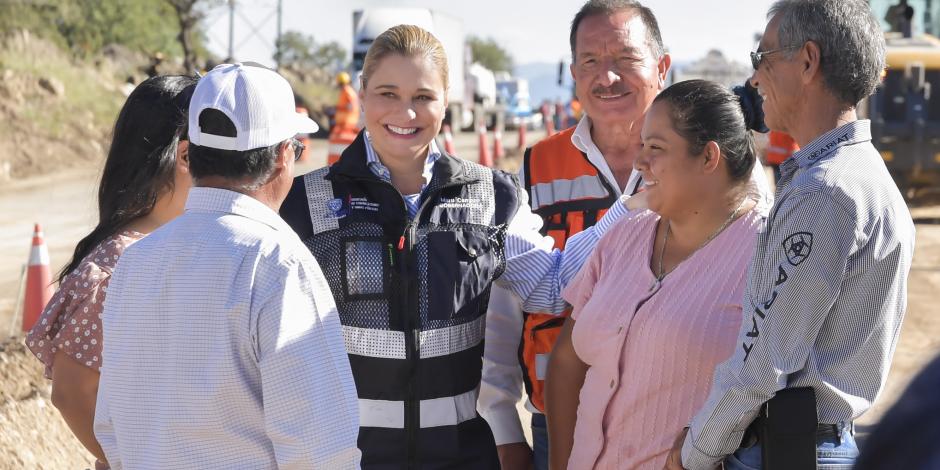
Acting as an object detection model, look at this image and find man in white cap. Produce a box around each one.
[94,63,361,469]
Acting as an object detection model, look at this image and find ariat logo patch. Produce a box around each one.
[807,133,850,161]
[782,232,813,266]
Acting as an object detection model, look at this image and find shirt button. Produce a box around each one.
[609,379,615,388]
[617,326,623,334]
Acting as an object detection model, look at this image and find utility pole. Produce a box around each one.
[228,0,235,61]
[926,0,934,35]
[275,0,283,69]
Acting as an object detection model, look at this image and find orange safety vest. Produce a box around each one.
[520,127,618,412]
[334,84,360,128]
[765,131,799,165]
[328,85,361,165]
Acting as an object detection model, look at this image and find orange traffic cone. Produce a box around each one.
[493,129,504,164]
[443,124,457,155]
[478,125,493,168]
[517,124,527,152]
[22,223,53,332]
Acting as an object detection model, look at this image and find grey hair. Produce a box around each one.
[570,0,665,60]
[768,0,886,106]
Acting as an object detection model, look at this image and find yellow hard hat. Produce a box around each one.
[336,71,351,85]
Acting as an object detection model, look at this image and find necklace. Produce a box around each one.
[650,197,750,292]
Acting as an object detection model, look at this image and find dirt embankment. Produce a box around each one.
[0,337,95,469]
[0,29,135,182]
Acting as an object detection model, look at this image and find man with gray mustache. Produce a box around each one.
[478,1,671,468]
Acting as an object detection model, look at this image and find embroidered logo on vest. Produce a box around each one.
[327,198,348,219]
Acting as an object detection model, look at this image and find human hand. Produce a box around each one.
[497,442,534,470]
[663,428,688,470]
[625,191,649,211]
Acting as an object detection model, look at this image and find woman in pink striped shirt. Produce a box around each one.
[545,80,772,470]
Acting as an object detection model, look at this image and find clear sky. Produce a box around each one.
[205,0,779,69]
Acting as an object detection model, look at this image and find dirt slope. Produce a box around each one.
[0,337,95,469]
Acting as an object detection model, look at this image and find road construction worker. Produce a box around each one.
[569,97,583,125]
[328,71,360,165]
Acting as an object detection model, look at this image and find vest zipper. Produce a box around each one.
[346,173,469,468]
[398,190,444,470]
[342,175,419,466]
[529,316,567,339]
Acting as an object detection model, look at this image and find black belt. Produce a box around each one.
[814,423,841,443]
[742,422,848,448]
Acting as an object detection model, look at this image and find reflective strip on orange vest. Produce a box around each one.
[766,131,799,165]
[530,174,612,210]
[534,353,549,381]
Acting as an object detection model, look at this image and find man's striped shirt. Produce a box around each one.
[682,120,916,469]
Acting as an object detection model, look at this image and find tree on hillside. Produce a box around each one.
[276,31,348,75]
[165,0,206,72]
[0,0,193,59]
[468,36,514,72]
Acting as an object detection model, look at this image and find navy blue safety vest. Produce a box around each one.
[280,132,519,469]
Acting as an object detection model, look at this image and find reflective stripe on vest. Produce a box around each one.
[342,316,486,360]
[359,388,479,429]
[520,128,617,412]
[534,353,550,381]
[530,173,612,210]
[766,131,799,165]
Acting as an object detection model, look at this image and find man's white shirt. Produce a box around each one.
[95,188,361,469]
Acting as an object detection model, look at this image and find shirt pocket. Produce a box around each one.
[427,230,497,322]
[341,236,388,300]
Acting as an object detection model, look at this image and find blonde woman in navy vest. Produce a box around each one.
[279,24,631,469]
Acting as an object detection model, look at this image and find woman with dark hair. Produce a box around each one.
[545,79,772,470]
[25,74,196,469]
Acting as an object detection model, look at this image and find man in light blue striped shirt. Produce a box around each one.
[665,2,916,469]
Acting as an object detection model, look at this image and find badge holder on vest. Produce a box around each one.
[747,387,818,470]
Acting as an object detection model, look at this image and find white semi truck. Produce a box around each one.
[352,8,474,130]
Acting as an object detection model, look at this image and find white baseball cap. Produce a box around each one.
[189,62,318,151]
